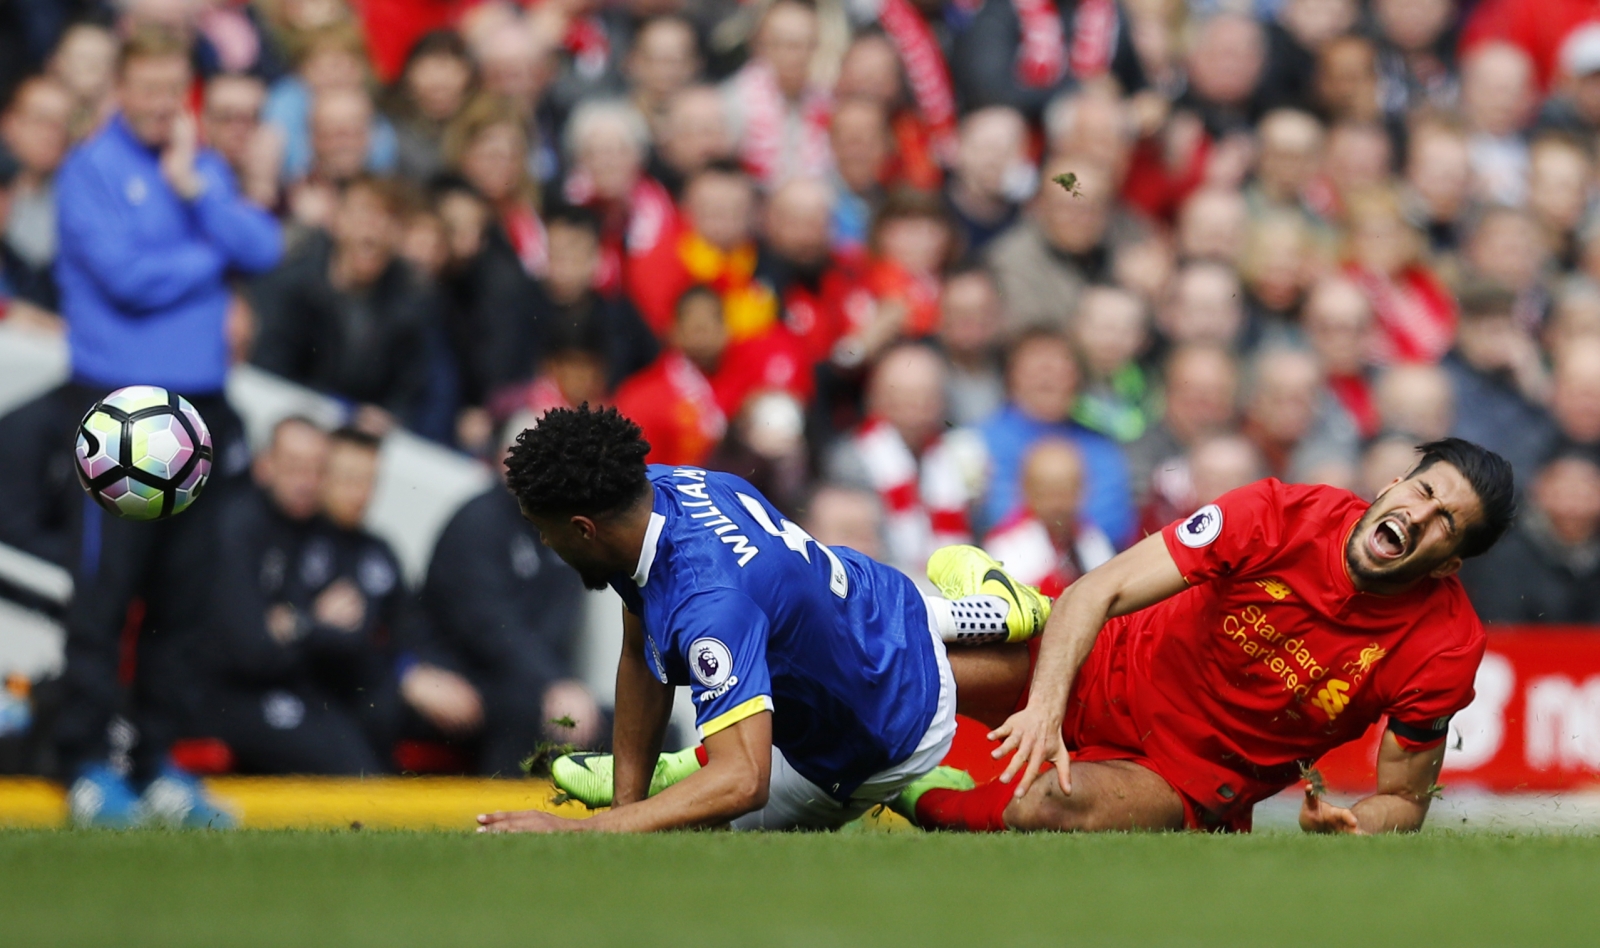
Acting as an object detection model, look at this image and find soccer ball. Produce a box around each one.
[75,385,214,521]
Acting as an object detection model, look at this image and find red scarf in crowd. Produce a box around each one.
[728,61,833,186]
[502,204,547,277]
[1012,0,1117,88]
[879,0,957,158]
[1346,263,1457,364]
[850,418,974,576]
[982,510,1115,598]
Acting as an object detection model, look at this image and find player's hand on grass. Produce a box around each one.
[988,704,1072,799]
[476,809,578,833]
[1298,789,1365,835]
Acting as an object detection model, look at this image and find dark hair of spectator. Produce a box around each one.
[1457,280,1517,320]
[330,426,382,451]
[869,188,962,268]
[341,175,409,218]
[390,30,476,118]
[116,26,191,77]
[504,405,651,517]
[543,201,602,237]
[675,285,723,322]
[293,23,370,68]
[1410,438,1516,559]
[1003,325,1075,375]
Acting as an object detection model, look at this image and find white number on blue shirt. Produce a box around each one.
[735,492,849,598]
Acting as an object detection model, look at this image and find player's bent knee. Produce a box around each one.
[1002,763,1187,833]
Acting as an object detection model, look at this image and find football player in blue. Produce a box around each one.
[476,405,1049,832]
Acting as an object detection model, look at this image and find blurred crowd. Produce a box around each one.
[4,0,1600,789]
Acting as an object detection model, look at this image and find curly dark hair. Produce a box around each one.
[503,405,651,517]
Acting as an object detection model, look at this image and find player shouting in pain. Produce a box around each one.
[477,406,1050,832]
[901,437,1514,834]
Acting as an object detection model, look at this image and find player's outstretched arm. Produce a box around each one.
[1300,730,1445,835]
[612,608,675,807]
[573,711,774,832]
[989,532,1188,799]
[477,713,774,833]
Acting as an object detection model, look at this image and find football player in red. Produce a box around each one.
[902,438,1514,834]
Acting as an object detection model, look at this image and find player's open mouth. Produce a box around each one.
[1369,517,1407,561]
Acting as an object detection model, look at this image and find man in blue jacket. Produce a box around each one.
[979,329,1134,548]
[49,26,283,828]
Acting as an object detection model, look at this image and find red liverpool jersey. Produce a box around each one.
[1067,479,1486,824]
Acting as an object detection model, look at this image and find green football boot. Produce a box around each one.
[550,747,702,808]
[927,545,1053,643]
[889,766,977,827]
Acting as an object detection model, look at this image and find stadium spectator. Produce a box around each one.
[1464,206,1552,330]
[1537,25,1600,137]
[1376,362,1456,443]
[1071,284,1150,443]
[625,16,701,139]
[987,156,1116,333]
[1240,347,1360,487]
[389,30,475,182]
[722,0,830,188]
[801,483,885,561]
[1174,187,1248,267]
[1,76,73,311]
[942,106,1027,253]
[1459,41,1536,206]
[262,25,398,188]
[1360,435,1423,501]
[1460,447,1600,624]
[1303,276,1379,440]
[1547,337,1600,455]
[1142,432,1267,536]
[613,286,730,468]
[52,25,282,825]
[629,163,776,340]
[1156,261,1245,351]
[977,329,1133,546]
[420,437,602,774]
[982,438,1115,598]
[46,23,119,133]
[936,268,1006,427]
[761,176,851,367]
[559,98,676,298]
[445,94,544,277]
[1342,187,1457,364]
[649,85,733,197]
[0,150,57,331]
[952,0,1146,121]
[249,176,439,434]
[1125,343,1241,505]
[827,342,975,580]
[1526,134,1590,271]
[282,87,384,230]
[833,31,945,193]
[1403,114,1473,259]
[827,97,892,251]
[200,73,273,209]
[1370,0,1457,120]
[1240,212,1319,347]
[1443,281,1556,490]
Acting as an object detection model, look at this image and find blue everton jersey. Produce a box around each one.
[610,466,941,800]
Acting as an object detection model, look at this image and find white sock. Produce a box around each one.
[926,595,1012,644]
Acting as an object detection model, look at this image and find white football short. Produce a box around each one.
[729,596,957,830]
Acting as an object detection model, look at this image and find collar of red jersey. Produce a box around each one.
[633,511,667,587]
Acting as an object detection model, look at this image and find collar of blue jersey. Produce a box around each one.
[632,511,667,587]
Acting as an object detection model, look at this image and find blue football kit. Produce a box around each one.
[609,466,944,802]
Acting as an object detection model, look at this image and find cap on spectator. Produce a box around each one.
[1560,24,1600,77]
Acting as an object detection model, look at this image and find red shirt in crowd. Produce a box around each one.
[613,351,726,467]
[1059,479,1485,828]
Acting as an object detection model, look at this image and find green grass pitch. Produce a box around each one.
[4,829,1599,947]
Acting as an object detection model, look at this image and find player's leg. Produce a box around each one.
[909,759,1186,832]
[945,643,1031,729]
